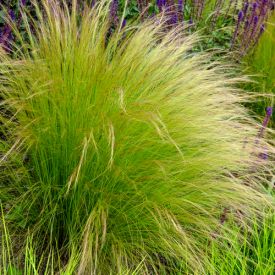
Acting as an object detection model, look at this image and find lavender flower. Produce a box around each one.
[122,18,126,28]
[110,0,119,25]
[232,0,275,55]
[231,10,244,49]
[169,13,178,25]
[0,9,16,52]
[9,10,16,21]
[259,151,268,160]
[238,10,244,21]
[250,2,258,21]
[258,0,268,18]
[157,0,167,12]
[157,0,162,11]
[256,107,273,160]
[242,14,259,53]
[243,1,249,17]
[253,23,266,46]
[252,2,258,11]
[253,15,259,25]
[258,107,273,140]
[178,0,183,13]
[177,0,185,21]
[151,0,273,54]
[244,2,258,32]
[156,0,161,8]
[266,106,273,117]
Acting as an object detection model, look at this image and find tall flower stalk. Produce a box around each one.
[231,1,275,54]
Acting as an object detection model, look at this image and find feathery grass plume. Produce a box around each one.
[0,0,274,273]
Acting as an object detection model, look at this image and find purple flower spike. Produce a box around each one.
[253,23,265,47]
[170,13,178,25]
[255,107,273,160]
[157,0,167,11]
[238,10,244,21]
[122,19,126,28]
[243,2,249,14]
[110,0,119,24]
[252,2,258,11]
[9,10,16,21]
[21,0,27,5]
[178,0,183,13]
[177,0,184,21]
[257,106,273,140]
[231,10,244,49]
[259,151,268,160]
[253,15,258,25]
[157,0,162,9]
[266,107,273,117]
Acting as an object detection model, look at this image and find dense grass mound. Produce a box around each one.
[0,0,274,273]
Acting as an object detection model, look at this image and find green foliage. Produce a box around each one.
[242,13,275,128]
[2,205,274,274]
[243,12,275,126]
[208,209,275,274]
[254,17,275,94]
[0,0,274,273]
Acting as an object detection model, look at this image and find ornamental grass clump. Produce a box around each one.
[0,0,274,273]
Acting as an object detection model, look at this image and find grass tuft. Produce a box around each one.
[0,0,274,273]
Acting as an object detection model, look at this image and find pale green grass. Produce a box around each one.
[0,0,274,273]
[2,204,274,274]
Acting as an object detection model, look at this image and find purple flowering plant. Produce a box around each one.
[231,0,275,55]
[1,1,274,54]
